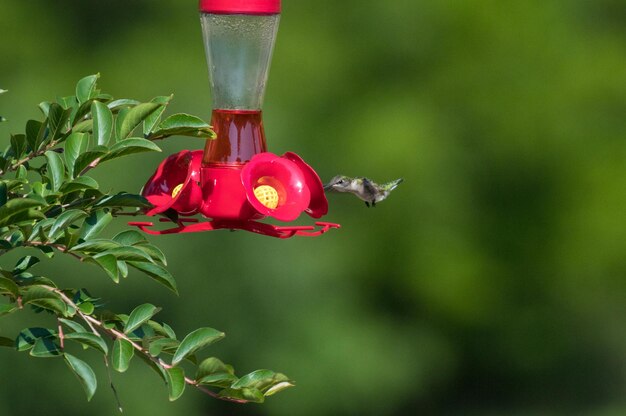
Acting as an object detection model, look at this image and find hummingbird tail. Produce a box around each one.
[385,178,404,192]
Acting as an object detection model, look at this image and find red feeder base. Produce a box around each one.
[129,218,340,239]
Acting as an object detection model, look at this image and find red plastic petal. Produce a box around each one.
[282,152,328,218]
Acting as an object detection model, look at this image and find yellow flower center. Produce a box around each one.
[254,185,279,209]
[171,183,184,199]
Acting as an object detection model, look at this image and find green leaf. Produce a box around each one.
[27,218,54,241]
[107,99,140,111]
[47,103,72,140]
[124,303,160,334]
[100,246,153,262]
[135,243,167,266]
[79,210,112,240]
[92,101,113,146]
[94,93,113,101]
[45,150,65,192]
[50,209,87,238]
[0,198,45,227]
[231,369,276,389]
[0,277,19,298]
[196,357,237,388]
[143,95,172,135]
[112,339,134,373]
[59,318,87,334]
[118,261,128,278]
[218,387,265,403]
[63,226,80,250]
[16,327,55,351]
[64,132,89,178]
[162,323,176,340]
[57,95,78,110]
[264,381,295,396]
[95,193,151,209]
[85,254,119,283]
[16,165,27,180]
[6,208,46,226]
[73,119,93,133]
[72,239,121,253]
[147,337,180,357]
[25,119,46,151]
[71,288,96,304]
[65,332,108,355]
[7,229,25,245]
[112,230,147,246]
[31,337,62,358]
[12,273,56,288]
[232,370,293,395]
[73,148,107,176]
[73,99,96,123]
[65,353,97,401]
[76,74,99,104]
[128,261,177,294]
[171,328,225,366]
[39,101,51,117]
[114,107,128,139]
[30,181,47,197]
[197,373,238,388]
[77,301,94,314]
[104,137,161,161]
[60,176,99,193]
[196,357,235,380]
[14,255,40,273]
[165,367,186,401]
[22,286,68,316]
[116,103,160,141]
[10,134,27,158]
[151,113,215,139]
[0,304,17,317]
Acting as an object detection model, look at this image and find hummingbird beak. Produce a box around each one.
[323,183,333,191]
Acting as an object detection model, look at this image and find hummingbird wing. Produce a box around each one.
[362,178,378,200]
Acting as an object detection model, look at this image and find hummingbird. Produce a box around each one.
[324,175,404,207]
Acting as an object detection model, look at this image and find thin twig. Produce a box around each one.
[58,318,65,350]
[49,287,99,336]
[49,288,124,411]
[22,241,83,261]
[2,141,62,175]
[103,356,124,413]
[78,157,102,177]
[40,285,247,404]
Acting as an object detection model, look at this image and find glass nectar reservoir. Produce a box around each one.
[200,0,280,166]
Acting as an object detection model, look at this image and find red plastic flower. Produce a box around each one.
[241,152,328,221]
[142,150,203,216]
[282,152,328,218]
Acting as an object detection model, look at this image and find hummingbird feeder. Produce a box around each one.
[130,0,340,238]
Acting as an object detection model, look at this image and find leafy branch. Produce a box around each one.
[0,75,293,409]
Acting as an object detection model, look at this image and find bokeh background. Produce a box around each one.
[1,0,626,415]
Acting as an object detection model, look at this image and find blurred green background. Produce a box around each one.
[1,0,626,415]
